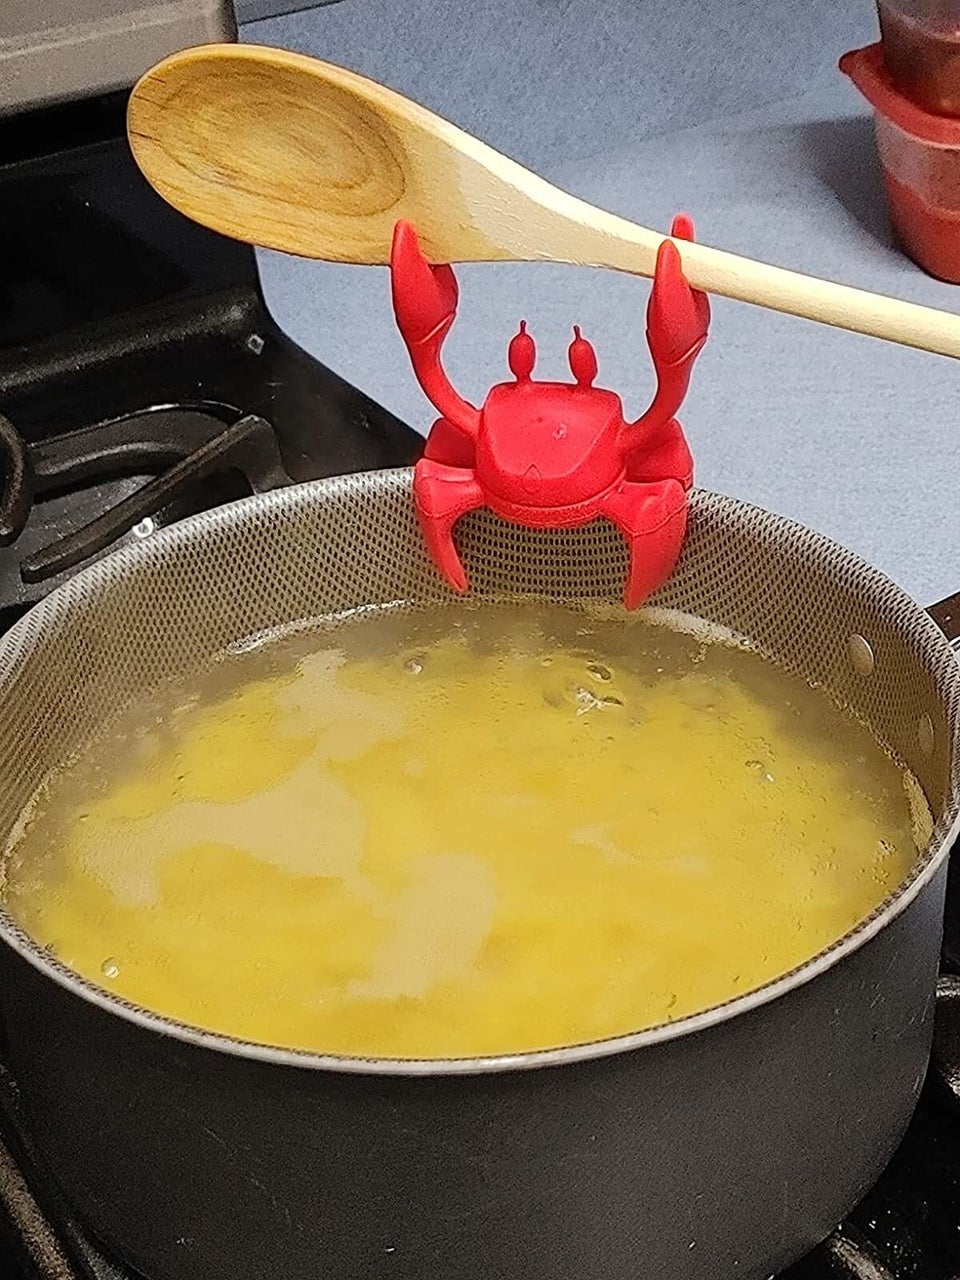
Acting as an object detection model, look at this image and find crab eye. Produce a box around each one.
[568,326,597,387]
[508,320,536,381]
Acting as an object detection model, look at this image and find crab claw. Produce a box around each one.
[390,220,460,348]
[646,215,710,368]
[631,214,710,442]
[390,221,480,439]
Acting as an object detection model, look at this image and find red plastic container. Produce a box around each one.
[842,41,960,282]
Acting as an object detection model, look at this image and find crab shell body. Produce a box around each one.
[389,219,709,608]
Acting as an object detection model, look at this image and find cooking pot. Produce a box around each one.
[0,470,957,1280]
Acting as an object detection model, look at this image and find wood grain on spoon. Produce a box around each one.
[128,42,960,359]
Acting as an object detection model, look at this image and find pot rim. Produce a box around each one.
[1,471,958,1077]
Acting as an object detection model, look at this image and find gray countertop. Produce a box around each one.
[245,0,960,606]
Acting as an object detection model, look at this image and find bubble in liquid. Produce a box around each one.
[404,656,424,675]
[587,663,612,683]
[101,958,120,979]
[746,760,775,782]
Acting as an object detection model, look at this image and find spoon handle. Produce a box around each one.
[531,197,960,359]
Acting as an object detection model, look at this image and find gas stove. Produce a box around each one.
[3,27,960,1280]
[0,87,419,638]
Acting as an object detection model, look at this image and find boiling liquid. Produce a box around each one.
[1,604,926,1058]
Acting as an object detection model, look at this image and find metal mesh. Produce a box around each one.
[0,469,957,1059]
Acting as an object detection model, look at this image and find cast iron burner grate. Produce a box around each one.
[0,406,294,618]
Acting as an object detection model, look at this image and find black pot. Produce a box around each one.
[0,478,956,1280]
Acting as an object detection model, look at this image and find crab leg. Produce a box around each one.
[413,459,485,595]
[601,478,688,609]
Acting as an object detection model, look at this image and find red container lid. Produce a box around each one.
[841,42,960,143]
[842,42,960,283]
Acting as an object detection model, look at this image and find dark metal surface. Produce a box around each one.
[0,91,415,466]
[929,593,960,655]
[20,413,291,581]
[0,0,234,116]
[0,416,31,548]
[4,949,960,1280]
[0,406,294,589]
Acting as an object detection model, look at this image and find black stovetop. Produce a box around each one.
[0,90,419,638]
[3,82,960,1280]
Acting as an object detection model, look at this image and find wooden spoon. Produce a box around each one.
[129,42,960,359]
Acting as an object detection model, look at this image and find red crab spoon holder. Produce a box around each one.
[390,216,711,609]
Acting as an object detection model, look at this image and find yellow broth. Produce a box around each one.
[1,603,928,1058]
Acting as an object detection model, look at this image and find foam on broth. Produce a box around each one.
[1,602,928,1058]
